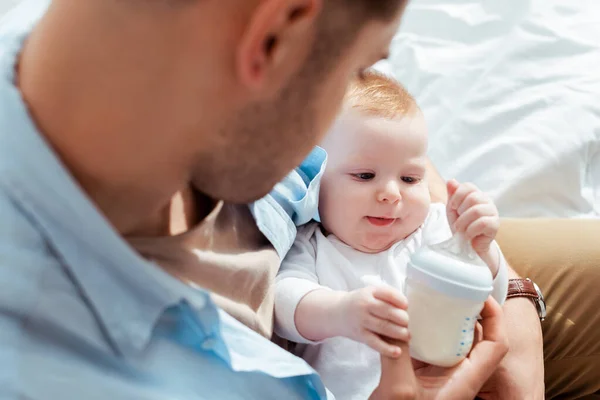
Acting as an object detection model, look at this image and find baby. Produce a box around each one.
[274,71,508,400]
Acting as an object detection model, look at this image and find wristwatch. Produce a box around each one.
[507,278,547,321]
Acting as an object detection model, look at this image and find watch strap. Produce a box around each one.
[507,278,539,300]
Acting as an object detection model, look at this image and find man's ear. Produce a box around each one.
[236,0,322,92]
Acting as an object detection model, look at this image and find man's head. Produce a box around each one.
[318,70,431,253]
[183,0,409,203]
[22,0,408,231]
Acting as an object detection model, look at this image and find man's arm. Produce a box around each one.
[477,265,545,399]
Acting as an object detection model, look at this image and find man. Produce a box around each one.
[0,0,596,399]
[0,0,507,398]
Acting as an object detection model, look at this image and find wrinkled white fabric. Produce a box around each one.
[376,0,600,218]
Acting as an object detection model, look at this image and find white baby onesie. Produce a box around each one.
[274,203,508,400]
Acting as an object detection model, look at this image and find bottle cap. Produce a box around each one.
[407,234,493,302]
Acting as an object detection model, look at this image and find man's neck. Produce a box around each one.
[16,0,223,235]
[126,187,214,238]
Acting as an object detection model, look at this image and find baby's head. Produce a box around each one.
[319,70,431,253]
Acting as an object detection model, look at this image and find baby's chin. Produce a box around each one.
[354,236,404,254]
[354,228,420,254]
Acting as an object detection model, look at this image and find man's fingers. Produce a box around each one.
[470,322,484,348]
[463,298,508,383]
[478,297,508,347]
[376,342,420,400]
[442,298,508,399]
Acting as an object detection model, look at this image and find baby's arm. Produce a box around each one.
[274,225,326,343]
[275,226,410,357]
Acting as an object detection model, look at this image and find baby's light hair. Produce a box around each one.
[345,70,419,119]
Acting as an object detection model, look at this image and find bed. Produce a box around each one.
[374,0,600,218]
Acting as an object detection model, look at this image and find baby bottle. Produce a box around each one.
[405,234,493,367]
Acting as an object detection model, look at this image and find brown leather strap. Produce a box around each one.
[507,278,539,300]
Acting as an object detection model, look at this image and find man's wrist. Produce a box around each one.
[506,278,547,320]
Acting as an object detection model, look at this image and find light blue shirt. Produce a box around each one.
[0,1,329,399]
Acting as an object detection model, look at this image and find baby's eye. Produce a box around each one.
[401,176,420,184]
[353,172,375,181]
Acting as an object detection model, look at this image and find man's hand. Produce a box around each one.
[477,267,545,400]
[370,298,509,400]
[338,286,410,358]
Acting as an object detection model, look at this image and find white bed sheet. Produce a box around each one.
[0,0,20,16]
[375,0,600,218]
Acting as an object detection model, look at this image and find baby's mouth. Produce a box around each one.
[366,216,397,227]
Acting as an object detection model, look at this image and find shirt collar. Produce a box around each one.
[0,0,201,358]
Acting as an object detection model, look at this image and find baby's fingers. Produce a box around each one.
[452,204,497,234]
[370,299,409,328]
[365,314,410,342]
[372,286,408,310]
[464,215,499,242]
[456,190,489,216]
[363,330,403,358]
[448,182,479,211]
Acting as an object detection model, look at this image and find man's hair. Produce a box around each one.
[304,0,405,83]
[347,0,407,21]
[345,69,419,119]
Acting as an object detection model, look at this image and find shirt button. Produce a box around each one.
[201,336,217,351]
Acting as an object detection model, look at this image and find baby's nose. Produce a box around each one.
[377,181,401,204]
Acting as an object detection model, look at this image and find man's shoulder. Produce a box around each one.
[0,187,59,316]
[0,187,122,399]
[0,185,52,261]
[0,188,58,396]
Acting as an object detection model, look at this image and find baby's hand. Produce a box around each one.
[338,286,409,358]
[446,179,500,256]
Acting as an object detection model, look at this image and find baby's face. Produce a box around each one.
[319,110,431,253]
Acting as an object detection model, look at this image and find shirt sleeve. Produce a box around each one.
[274,224,329,344]
[267,146,326,227]
[250,146,327,258]
[490,242,509,305]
